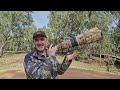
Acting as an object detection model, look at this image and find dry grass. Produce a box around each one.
[56,54,120,75]
[0,53,120,75]
[0,54,25,72]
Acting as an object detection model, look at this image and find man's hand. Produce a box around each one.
[66,50,79,61]
[47,44,57,57]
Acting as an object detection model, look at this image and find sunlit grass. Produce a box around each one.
[56,54,120,75]
[0,54,25,72]
[0,53,120,75]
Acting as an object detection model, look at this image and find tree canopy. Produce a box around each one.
[0,11,120,58]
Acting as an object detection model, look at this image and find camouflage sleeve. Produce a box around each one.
[57,55,72,75]
[49,55,72,75]
[23,55,43,79]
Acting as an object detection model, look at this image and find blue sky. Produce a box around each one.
[32,11,117,31]
[32,11,50,29]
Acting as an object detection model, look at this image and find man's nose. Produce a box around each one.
[38,40,43,44]
[37,40,41,43]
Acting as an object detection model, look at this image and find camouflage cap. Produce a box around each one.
[33,31,47,39]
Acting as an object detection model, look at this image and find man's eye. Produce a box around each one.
[35,39,39,41]
[40,38,44,41]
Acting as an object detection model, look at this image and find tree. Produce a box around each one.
[23,24,37,51]
[0,11,33,57]
[48,11,116,59]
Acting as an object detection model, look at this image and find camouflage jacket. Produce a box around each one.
[23,49,72,79]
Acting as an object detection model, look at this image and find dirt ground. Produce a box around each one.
[0,68,120,79]
[0,54,120,79]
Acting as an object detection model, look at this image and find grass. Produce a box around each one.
[0,53,120,75]
[0,54,25,72]
[56,54,120,75]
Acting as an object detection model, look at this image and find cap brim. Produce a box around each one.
[33,34,47,39]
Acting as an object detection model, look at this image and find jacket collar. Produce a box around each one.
[33,48,47,61]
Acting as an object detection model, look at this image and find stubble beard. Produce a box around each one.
[35,45,46,53]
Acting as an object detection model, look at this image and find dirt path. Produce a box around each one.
[0,68,120,79]
[59,68,120,79]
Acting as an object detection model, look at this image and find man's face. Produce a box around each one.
[33,36,48,52]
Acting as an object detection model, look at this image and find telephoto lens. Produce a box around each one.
[56,27,102,52]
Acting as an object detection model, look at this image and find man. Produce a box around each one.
[23,31,79,79]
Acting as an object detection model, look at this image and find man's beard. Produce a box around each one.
[35,46,46,53]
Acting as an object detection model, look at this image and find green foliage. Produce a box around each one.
[0,11,34,55]
[1,11,120,59]
[47,11,119,58]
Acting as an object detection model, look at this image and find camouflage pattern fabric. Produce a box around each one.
[23,49,72,79]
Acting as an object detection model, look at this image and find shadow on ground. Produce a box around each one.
[114,61,120,71]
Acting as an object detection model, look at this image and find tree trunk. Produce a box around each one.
[0,48,3,57]
[0,42,8,57]
[99,43,102,66]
